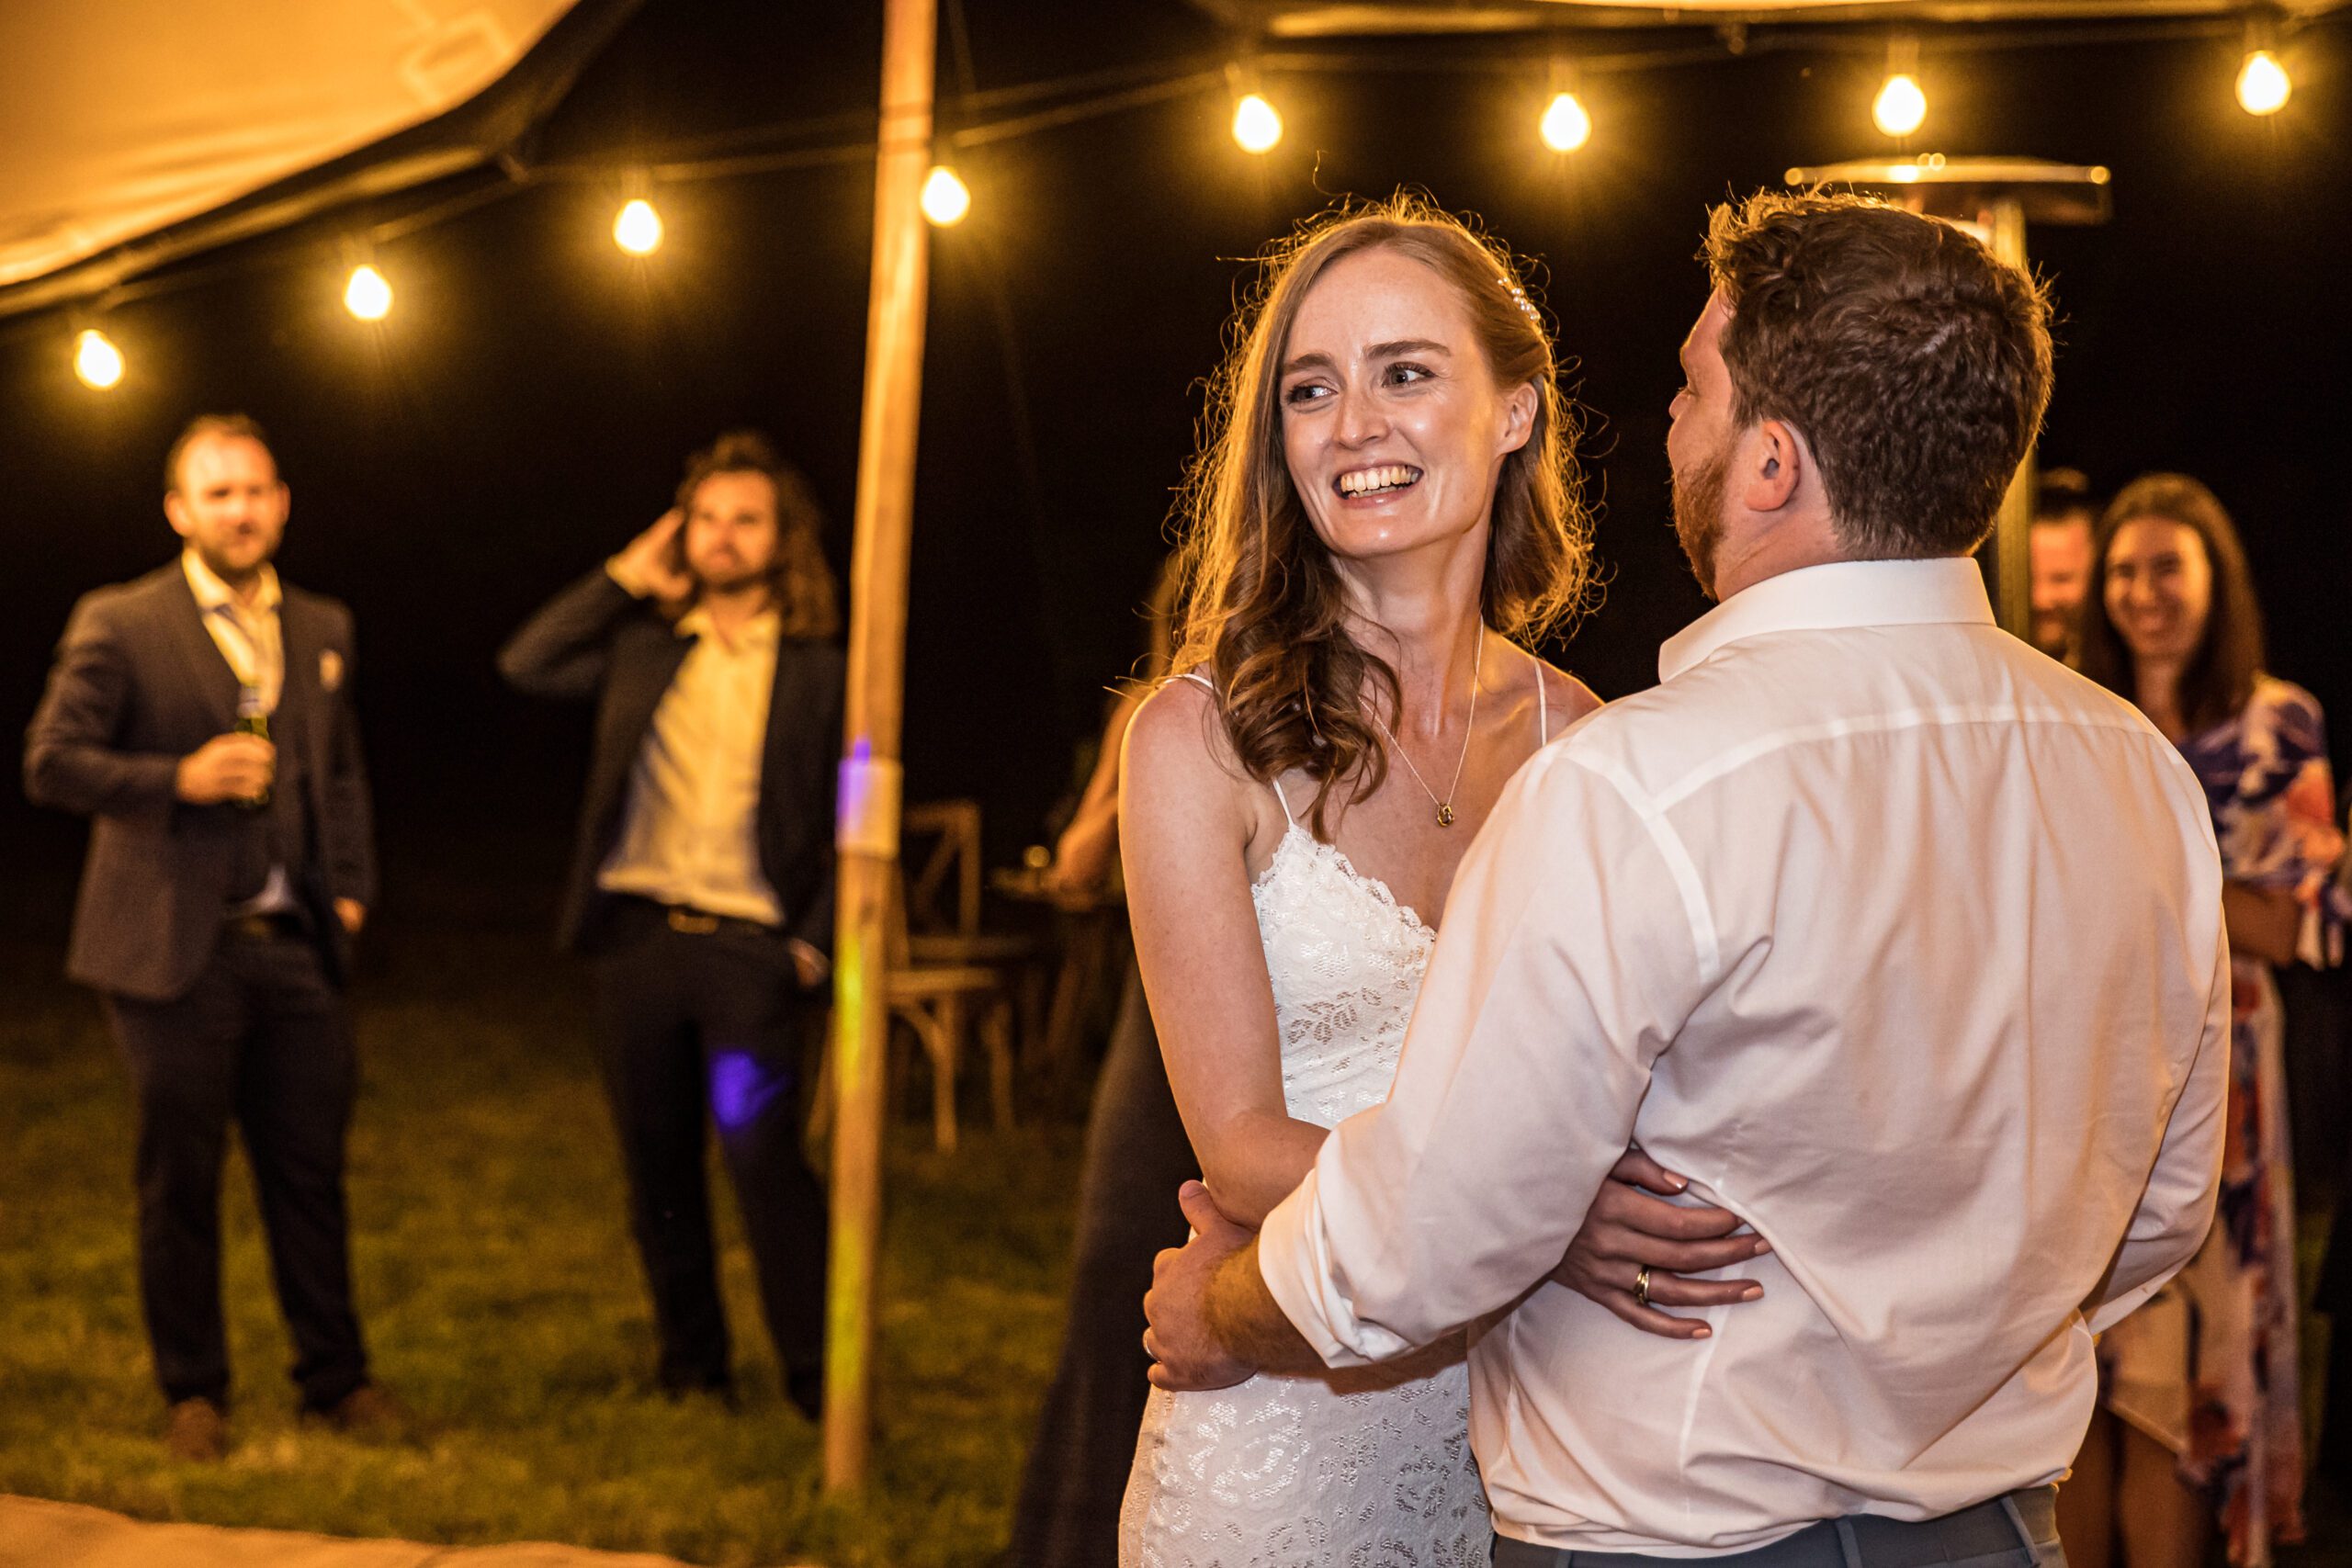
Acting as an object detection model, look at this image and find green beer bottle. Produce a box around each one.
[234,685,271,810]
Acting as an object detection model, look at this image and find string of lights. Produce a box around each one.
[47,11,2329,391]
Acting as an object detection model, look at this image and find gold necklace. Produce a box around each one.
[1370,629,1483,828]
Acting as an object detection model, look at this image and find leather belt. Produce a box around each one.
[1491,1488,2055,1568]
[224,912,309,942]
[661,904,777,940]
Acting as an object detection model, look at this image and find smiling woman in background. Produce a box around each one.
[2063,472,2348,1568]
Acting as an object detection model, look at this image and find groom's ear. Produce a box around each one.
[1743,419,1806,513]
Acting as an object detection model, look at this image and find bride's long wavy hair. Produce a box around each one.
[1170,195,1595,834]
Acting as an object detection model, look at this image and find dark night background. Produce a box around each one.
[1,0,2346,949]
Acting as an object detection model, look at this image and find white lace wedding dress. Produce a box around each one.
[1117,745,1495,1567]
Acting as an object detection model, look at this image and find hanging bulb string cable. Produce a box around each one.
[4,6,2336,337]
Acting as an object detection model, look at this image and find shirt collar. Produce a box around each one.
[1658,557,1996,682]
[674,604,782,649]
[181,547,281,616]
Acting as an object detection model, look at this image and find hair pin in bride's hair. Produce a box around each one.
[1498,275,1542,327]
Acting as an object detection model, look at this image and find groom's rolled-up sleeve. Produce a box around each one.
[1259,744,1715,1366]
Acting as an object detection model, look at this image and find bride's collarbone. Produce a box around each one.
[1258,772,1499,920]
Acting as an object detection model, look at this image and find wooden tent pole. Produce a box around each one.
[1983,196,2036,640]
[824,0,937,1495]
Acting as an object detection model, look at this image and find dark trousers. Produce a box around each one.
[1010,964,1198,1567]
[103,926,368,1412]
[594,901,828,1393]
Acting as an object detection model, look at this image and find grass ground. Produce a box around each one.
[9,899,2352,1568]
[0,922,1078,1568]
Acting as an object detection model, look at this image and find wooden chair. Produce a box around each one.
[901,798,1047,1055]
[810,803,1020,1154]
[808,884,1011,1152]
[902,799,984,939]
[883,868,1015,1154]
[902,801,1039,962]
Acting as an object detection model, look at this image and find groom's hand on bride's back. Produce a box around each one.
[1552,1148,1770,1340]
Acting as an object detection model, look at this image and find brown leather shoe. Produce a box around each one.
[163,1397,229,1461]
[307,1383,419,1444]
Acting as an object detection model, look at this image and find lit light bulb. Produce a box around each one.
[2236,49,2291,115]
[1540,92,1592,152]
[613,197,663,254]
[920,165,971,227]
[344,264,392,321]
[74,329,124,389]
[1232,93,1283,154]
[1873,73,1928,137]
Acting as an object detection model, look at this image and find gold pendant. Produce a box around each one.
[1436,802,1455,828]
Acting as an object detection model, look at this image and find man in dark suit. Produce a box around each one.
[499,430,841,1419]
[25,413,396,1461]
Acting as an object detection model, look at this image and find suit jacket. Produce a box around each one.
[497,570,842,958]
[24,562,377,1002]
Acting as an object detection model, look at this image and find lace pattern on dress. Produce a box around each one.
[1120,818,1487,1566]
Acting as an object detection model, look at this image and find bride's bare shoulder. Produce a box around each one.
[1533,655,1604,727]
[1125,672,1256,796]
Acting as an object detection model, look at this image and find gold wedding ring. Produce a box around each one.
[1634,1266,1652,1309]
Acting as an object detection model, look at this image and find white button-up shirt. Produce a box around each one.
[1258,557,2229,1555]
[182,548,284,711]
[184,548,295,915]
[597,606,785,927]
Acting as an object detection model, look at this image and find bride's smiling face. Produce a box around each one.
[1278,246,1534,567]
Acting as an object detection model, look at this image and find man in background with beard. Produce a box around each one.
[500,431,842,1419]
[2027,467,2098,660]
[26,414,394,1460]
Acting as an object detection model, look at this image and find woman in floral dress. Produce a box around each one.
[2062,471,2348,1568]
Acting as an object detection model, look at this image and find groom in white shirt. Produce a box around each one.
[1143,192,2227,1565]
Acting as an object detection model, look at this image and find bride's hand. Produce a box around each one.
[1551,1148,1769,1340]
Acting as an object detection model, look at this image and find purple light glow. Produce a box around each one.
[708,1049,789,1132]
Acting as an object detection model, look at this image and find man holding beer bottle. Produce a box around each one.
[24,414,397,1461]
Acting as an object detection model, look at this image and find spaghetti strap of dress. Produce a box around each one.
[1537,660,1550,745]
[1171,670,1295,827]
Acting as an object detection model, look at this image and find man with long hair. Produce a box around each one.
[1145,194,2228,1564]
[500,431,842,1418]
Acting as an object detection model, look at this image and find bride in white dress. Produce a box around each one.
[1114,199,1603,1566]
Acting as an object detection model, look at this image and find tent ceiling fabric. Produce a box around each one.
[0,0,583,291]
[1189,0,2348,38]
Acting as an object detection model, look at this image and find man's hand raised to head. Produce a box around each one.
[1143,1181,1317,1392]
[1552,1147,1769,1340]
[606,509,695,604]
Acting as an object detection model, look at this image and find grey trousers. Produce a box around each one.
[1491,1488,2063,1568]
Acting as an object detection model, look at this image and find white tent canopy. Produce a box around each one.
[0,0,638,315]
[6,0,2339,314]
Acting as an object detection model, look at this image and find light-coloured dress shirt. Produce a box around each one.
[183,548,284,710]
[183,549,293,915]
[597,604,786,927]
[1258,557,2230,1555]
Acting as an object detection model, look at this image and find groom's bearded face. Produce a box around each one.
[1671,435,1731,598]
[1667,292,1740,600]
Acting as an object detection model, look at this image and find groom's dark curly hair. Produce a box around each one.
[1703,191,2053,559]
